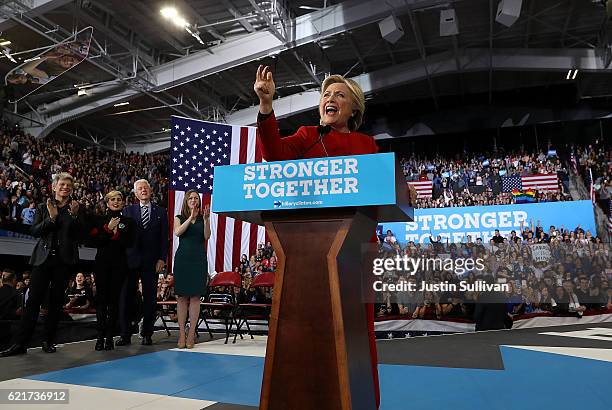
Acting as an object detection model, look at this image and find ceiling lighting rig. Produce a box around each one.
[160,7,205,46]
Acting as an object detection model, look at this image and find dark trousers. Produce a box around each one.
[119,267,157,338]
[94,263,125,339]
[15,256,70,345]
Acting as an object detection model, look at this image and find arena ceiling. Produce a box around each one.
[1,0,611,152]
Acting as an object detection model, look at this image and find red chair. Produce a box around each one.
[200,271,242,344]
[233,271,275,343]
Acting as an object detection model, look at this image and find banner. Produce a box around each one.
[531,243,552,262]
[212,153,397,212]
[380,200,596,243]
[4,27,92,103]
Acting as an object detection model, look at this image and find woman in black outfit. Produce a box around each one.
[89,191,135,351]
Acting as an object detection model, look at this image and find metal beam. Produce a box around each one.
[451,35,464,99]
[292,50,322,86]
[173,0,225,42]
[560,0,576,47]
[224,47,612,125]
[221,0,255,33]
[20,0,597,137]
[347,32,367,73]
[408,9,438,110]
[523,0,536,48]
[121,1,187,54]
[277,57,309,91]
[248,0,286,43]
[77,7,157,66]
[0,0,72,30]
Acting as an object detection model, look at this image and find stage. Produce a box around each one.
[1,322,611,409]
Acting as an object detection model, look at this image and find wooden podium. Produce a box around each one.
[216,155,413,410]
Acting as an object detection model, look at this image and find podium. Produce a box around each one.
[213,153,413,410]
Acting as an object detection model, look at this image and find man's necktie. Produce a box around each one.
[141,205,150,229]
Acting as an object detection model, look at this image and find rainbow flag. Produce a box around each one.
[512,188,536,203]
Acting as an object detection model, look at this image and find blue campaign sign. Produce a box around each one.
[380,200,596,243]
[212,153,397,212]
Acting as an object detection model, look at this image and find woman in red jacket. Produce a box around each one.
[254,65,381,408]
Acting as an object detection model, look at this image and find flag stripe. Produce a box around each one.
[521,174,558,192]
[230,126,250,270]
[215,214,227,273]
[407,181,433,198]
[168,189,178,274]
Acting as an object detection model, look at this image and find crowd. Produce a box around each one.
[401,150,572,209]
[375,224,611,324]
[577,141,612,205]
[0,121,168,232]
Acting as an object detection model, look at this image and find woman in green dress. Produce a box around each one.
[173,190,211,348]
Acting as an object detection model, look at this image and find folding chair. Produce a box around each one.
[233,271,274,343]
[155,300,177,336]
[200,271,242,344]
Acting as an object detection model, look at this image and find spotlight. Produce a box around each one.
[174,16,188,28]
[160,7,178,19]
[113,102,130,107]
[495,0,522,27]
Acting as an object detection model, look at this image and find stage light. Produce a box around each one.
[173,16,188,28]
[0,40,11,46]
[161,6,188,27]
[113,102,130,107]
[495,0,522,27]
[23,56,41,63]
[160,7,178,19]
[566,69,578,80]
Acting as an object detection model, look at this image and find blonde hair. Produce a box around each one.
[52,172,73,186]
[105,190,124,202]
[321,74,365,131]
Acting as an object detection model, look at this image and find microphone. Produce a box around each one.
[303,125,332,157]
[317,124,332,136]
[316,125,332,157]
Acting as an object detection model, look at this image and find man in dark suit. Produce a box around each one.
[0,269,23,348]
[473,275,512,331]
[116,179,168,346]
[1,173,83,357]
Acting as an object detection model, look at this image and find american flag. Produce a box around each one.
[407,180,433,198]
[608,199,612,233]
[502,174,559,193]
[169,115,266,274]
[501,175,522,192]
[521,174,559,192]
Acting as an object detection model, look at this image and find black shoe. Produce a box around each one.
[41,342,56,353]
[141,336,152,346]
[0,343,27,357]
[115,337,131,346]
[94,339,105,351]
[104,338,114,351]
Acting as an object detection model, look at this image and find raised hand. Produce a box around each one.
[202,203,210,218]
[254,65,275,113]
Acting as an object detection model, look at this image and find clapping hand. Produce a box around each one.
[190,205,199,222]
[202,204,210,218]
[108,217,120,232]
[46,198,58,220]
[69,200,80,216]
